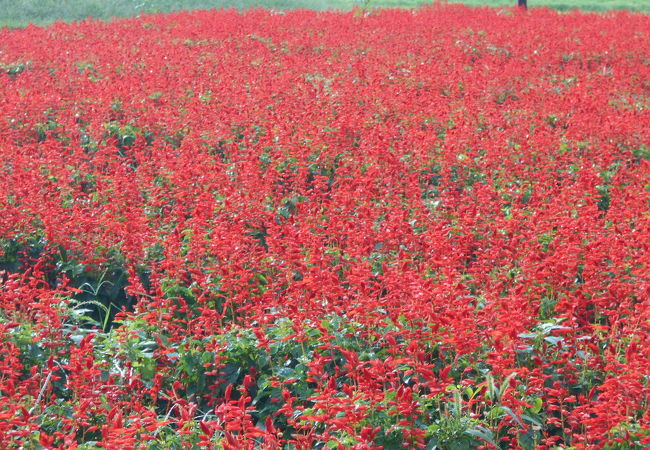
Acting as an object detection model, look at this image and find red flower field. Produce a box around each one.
[0,4,649,448]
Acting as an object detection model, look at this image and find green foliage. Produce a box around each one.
[103,121,140,150]
[0,301,618,448]
[62,258,132,331]
[0,234,47,272]
[0,60,32,77]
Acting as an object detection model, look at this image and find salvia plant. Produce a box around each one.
[0,3,649,449]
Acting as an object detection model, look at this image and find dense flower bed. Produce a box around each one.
[0,4,649,448]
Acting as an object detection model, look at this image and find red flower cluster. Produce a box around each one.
[0,4,649,448]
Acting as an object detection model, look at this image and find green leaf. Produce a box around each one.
[544,335,563,346]
[465,426,498,446]
[530,397,543,414]
[501,405,525,428]
[498,372,517,400]
[521,414,543,428]
[517,333,537,339]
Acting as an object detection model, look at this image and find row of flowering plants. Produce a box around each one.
[1,3,649,448]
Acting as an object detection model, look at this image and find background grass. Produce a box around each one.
[0,0,649,28]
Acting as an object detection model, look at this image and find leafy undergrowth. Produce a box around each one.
[0,4,649,449]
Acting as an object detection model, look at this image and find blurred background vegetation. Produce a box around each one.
[0,0,649,28]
